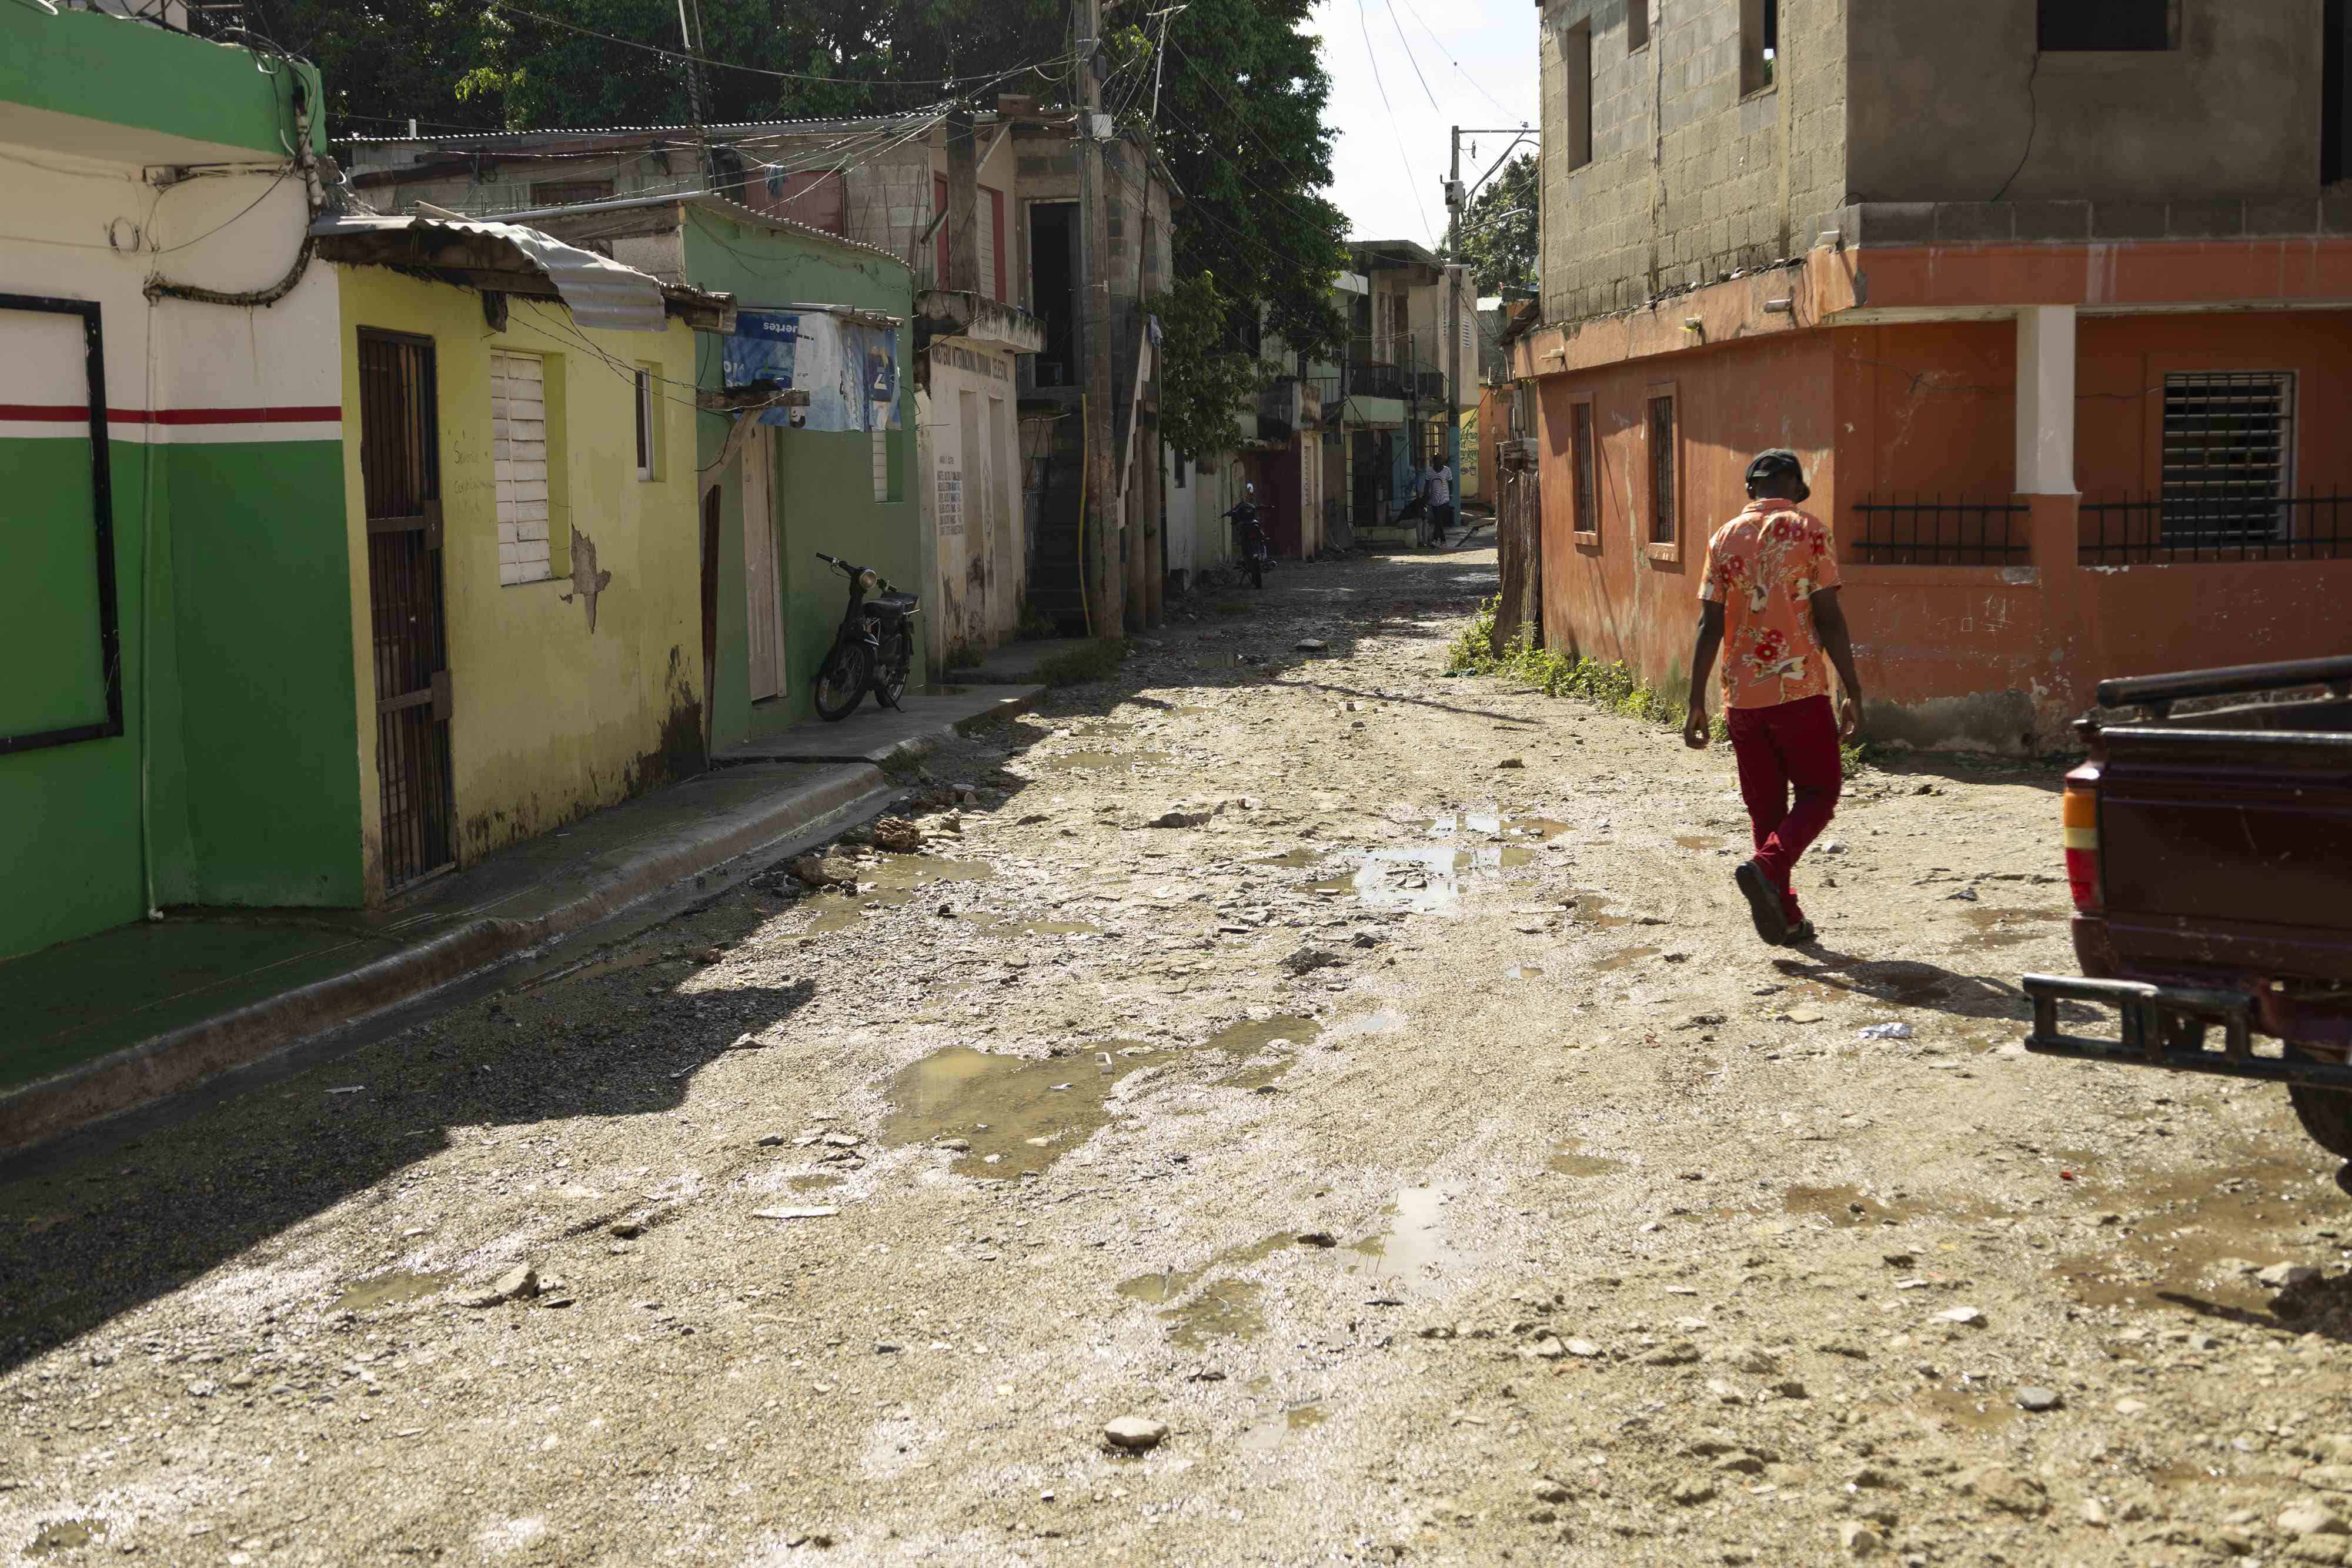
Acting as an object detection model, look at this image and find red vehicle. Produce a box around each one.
[2025,656,2352,1158]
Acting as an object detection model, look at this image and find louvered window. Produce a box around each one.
[2161,372,2294,543]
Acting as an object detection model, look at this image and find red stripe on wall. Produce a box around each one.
[0,404,343,424]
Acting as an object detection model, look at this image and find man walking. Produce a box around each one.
[1682,450,1865,947]
[1424,457,1455,547]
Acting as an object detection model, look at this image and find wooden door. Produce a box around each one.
[356,330,456,891]
[741,429,785,701]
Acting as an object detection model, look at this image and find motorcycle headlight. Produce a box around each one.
[857,569,879,592]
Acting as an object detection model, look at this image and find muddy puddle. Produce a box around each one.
[1960,908,2068,949]
[1549,1143,1625,1177]
[1571,892,1635,928]
[1593,946,1661,972]
[800,857,996,935]
[1210,1015,1323,1089]
[790,1174,847,1192]
[1913,1382,2022,1434]
[2050,1155,2336,1314]
[1312,845,1534,912]
[1043,750,1171,774]
[1350,1183,1485,1292]
[524,945,667,990]
[1121,1233,1300,1349]
[883,1042,1155,1176]
[1505,965,1545,981]
[1676,835,1727,851]
[1237,1403,1328,1452]
[971,916,1104,939]
[335,1269,450,1312]
[1782,1185,1903,1227]
[1250,849,1327,869]
[24,1519,108,1558]
[1428,813,1569,841]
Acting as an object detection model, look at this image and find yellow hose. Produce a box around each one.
[1077,393,1093,638]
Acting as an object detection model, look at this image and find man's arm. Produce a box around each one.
[1810,587,1865,738]
[1683,599,1725,749]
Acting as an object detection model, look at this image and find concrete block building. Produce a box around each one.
[1516,0,2352,748]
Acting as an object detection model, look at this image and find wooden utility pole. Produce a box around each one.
[1075,0,1122,637]
[945,106,980,293]
[1444,126,1464,504]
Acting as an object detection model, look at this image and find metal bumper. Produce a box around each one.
[2023,973,2352,1088]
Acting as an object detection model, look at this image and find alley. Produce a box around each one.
[5,546,2350,1567]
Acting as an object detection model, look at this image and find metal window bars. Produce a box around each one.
[2080,493,2352,565]
[2156,370,2296,544]
[1849,495,2029,566]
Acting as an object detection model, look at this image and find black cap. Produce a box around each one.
[1745,449,1810,503]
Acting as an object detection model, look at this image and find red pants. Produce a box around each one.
[1725,694,1842,921]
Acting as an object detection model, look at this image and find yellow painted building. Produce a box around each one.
[327,240,722,899]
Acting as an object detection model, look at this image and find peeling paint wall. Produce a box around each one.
[335,265,704,880]
[917,340,1025,667]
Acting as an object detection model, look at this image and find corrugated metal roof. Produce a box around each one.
[338,113,938,146]
[309,213,726,332]
[475,189,910,273]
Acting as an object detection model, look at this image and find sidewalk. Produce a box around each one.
[1,689,1038,1153]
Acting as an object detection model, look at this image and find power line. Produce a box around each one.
[489,0,1071,94]
[1388,0,1522,122]
[1380,0,1441,113]
[1351,0,1436,246]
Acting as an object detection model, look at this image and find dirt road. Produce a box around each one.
[6,543,2351,1566]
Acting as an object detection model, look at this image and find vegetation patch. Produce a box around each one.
[1036,639,1128,688]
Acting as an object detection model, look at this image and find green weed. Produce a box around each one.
[1448,597,1738,742]
[1037,639,1128,687]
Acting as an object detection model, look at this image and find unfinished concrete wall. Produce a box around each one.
[1538,0,1848,326]
[1847,0,2327,205]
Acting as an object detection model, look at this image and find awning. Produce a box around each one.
[309,213,734,332]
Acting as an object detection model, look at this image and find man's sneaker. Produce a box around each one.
[1783,918,1819,947]
[1734,860,1791,947]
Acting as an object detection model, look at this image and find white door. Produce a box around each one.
[741,430,785,701]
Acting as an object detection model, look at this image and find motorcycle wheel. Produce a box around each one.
[813,643,872,722]
[874,633,911,710]
[1249,556,1265,590]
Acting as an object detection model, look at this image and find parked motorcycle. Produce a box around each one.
[1224,485,1272,590]
[811,552,919,722]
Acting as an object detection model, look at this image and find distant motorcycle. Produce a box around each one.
[1224,484,1272,589]
[811,551,919,721]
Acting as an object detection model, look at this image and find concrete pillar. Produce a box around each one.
[2015,305,2077,495]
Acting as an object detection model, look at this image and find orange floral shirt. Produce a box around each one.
[1699,502,1842,710]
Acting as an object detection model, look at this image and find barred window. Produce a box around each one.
[2161,372,2294,542]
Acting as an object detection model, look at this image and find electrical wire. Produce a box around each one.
[151,166,296,253]
[1379,0,1442,113]
[1354,0,1438,244]
[1389,0,1522,122]
[490,0,1074,92]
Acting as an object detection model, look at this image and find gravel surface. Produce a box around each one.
[6,542,2352,1567]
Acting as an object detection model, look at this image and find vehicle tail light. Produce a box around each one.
[2062,785,2100,912]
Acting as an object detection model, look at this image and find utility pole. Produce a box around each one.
[676,0,714,189]
[1444,126,1465,503]
[1075,0,1122,638]
[1445,126,1539,519]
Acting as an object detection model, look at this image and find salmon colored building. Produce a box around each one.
[1518,0,2352,750]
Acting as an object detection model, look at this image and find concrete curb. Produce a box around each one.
[1,764,889,1155]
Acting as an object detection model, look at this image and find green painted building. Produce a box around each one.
[512,195,923,750]
[1,5,350,961]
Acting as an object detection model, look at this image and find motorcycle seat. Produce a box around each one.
[874,590,920,612]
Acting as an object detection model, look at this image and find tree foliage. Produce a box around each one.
[1459,151,1537,298]
[1150,272,1265,460]
[252,0,1348,411]
[1147,0,1348,365]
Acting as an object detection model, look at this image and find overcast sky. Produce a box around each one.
[1305,0,1541,249]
